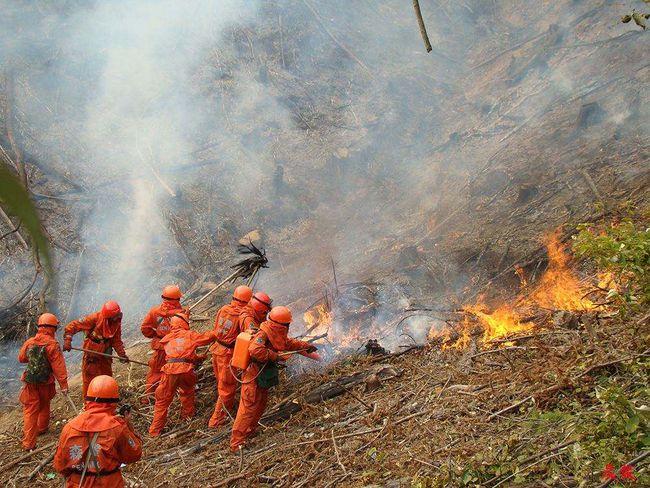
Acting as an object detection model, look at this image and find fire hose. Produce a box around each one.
[229,335,324,385]
[69,346,149,367]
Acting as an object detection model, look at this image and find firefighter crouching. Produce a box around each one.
[18,313,69,451]
[54,375,142,487]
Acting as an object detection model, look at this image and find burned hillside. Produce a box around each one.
[0,0,649,487]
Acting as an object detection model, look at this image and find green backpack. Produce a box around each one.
[256,362,280,389]
[24,345,52,384]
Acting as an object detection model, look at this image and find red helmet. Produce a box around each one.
[269,306,292,326]
[38,313,59,327]
[170,314,189,330]
[162,285,182,300]
[101,300,121,318]
[233,285,253,304]
[251,292,272,314]
[86,375,119,403]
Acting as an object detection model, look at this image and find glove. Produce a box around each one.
[119,355,129,364]
[306,345,318,353]
[62,339,71,352]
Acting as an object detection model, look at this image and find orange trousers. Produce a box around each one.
[208,346,237,428]
[19,382,56,450]
[65,470,124,487]
[230,365,268,451]
[65,471,125,488]
[149,371,196,436]
[81,356,112,399]
[142,349,166,404]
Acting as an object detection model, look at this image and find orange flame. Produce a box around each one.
[303,303,366,347]
[305,229,610,351]
[303,304,333,338]
[464,302,533,342]
[525,231,595,310]
[435,229,603,349]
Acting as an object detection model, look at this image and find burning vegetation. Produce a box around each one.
[431,230,604,350]
[301,229,609,354]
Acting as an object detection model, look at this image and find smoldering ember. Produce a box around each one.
[0,1,648,487]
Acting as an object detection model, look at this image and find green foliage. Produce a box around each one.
[460,368,649,487]
[572,220,650,305]
[526,372,649,486]
[569,383,649,483]
[0,164,51,272]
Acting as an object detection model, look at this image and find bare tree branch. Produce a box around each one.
[412,1,432,53]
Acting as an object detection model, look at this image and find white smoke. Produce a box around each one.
[4,1,263,328]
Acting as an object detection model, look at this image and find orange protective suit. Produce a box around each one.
[64,311,127,398]
[140,300,188,403]
[18,326,69,450]
[149,326,216,436]
[230,320,312,450]
[54,402,142,487]
[207,300,253,428]
[239,303,266,333]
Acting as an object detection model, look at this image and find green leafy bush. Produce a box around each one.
[462,365,649,487]
[572,220,649,305]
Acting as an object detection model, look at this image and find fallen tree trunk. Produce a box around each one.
[261,371,369,423]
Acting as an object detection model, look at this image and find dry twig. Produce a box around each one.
[0,442,55,474]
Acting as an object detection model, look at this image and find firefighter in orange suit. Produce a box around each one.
[18,313,69,450]
[149,315,216,436]
[63,301,128,398]
[230,306,317,451]
[207,285,253,428]
[240,291,272,333]
[140,285,189,404]
[54,375,142,487]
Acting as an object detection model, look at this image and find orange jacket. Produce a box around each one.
[54,403,142,478]
[239,304,265,333]
[160,329,216,374]
[18,326,68,389]
[210,301,246,350]
[140,300,188,350]
[64,312,126,357]
[249,321,312,363]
